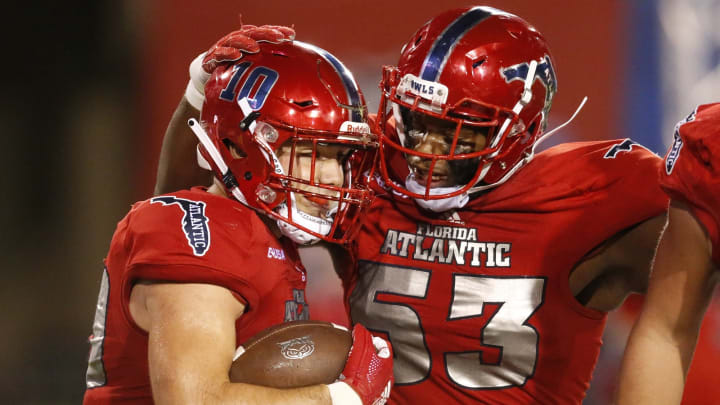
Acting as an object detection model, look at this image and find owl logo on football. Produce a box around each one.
[277,336,315,360]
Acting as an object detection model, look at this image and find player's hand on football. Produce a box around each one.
[185,23,295,109]
[327,324,394,405]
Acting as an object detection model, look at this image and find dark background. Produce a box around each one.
[4,1,718,403]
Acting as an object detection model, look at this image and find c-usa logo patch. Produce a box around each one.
[151,196,211,256]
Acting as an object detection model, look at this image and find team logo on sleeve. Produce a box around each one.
[151,196,211,256]
[665,130,684,174]
[665,109,696,174]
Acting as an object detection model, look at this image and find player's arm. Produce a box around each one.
[615,201,716,405]
[154,98,211,195]
[571,212,667,311]
[130,281,393,405]
[131,281,333,405]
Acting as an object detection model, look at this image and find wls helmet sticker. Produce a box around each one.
[151,196,211,256]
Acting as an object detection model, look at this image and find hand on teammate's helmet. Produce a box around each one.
[201,24,295,72]
[185,22,295,110]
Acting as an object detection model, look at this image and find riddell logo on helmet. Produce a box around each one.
[340,121,371,134]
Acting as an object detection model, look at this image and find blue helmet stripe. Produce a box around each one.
[420,7,494,82]
[295,41,363,122]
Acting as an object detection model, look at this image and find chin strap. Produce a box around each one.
[188,118,248,205]
[275,198,331,245]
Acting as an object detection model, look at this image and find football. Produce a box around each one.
[229,320,352,387]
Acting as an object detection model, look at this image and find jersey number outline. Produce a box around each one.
[219,61,279,110]
[349,261,545,389]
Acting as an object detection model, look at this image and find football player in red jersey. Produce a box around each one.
[83,27,394,405]
[616,104,720,405]
[340,7,666,404]
[154,8,668,405]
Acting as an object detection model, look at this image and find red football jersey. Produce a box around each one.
[83,188,309,404]
[345,140,667,404]
[661,103,720,266]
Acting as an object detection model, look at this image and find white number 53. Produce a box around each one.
[349,262,545,389]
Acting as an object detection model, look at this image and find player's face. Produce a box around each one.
[276,141,353,219]
[402,111,489,188]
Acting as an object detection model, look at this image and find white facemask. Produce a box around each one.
[404,173,470,212]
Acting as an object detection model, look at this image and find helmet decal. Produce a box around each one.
[219,62,251,101]
[420,6,499,82]
[501,55,558,125]
[501,56,557,99]
[218,62,279,110]
[295,41,364,122]
[237,66,279,110]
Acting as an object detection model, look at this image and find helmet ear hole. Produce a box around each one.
[527,121,538,137]
[223,139,247,159]
[527,114,544,137]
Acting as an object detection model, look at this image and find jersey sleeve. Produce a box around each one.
[661,103,720,265]
[493,138,669,242]
[119,197,261,309]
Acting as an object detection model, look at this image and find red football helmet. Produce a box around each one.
[193,40,377,244]
[377,6,558,201]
